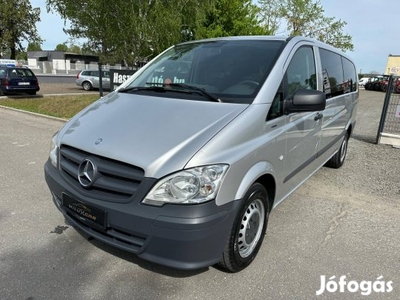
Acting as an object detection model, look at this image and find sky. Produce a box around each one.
[31,0,398,74]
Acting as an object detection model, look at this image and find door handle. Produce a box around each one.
[314,112,323,121]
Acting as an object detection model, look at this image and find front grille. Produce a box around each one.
[59,145,145,202]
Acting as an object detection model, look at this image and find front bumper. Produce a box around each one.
[44,159,240,270]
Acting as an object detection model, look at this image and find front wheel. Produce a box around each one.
[219,183,269,272]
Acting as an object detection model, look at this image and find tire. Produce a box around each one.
[219,183,269,272]
[325,132,349,169]
[82,81,93,91]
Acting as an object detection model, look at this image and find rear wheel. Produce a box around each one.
[82,81,93,91]
[325,132,349,168]
[219,183,269,272]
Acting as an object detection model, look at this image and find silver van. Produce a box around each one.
[44,36,358,272]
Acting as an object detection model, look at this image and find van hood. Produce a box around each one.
[59,92,248,178]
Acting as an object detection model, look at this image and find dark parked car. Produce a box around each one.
[364,75,390,92]
[374,75,390,91]
[0,66,40,95]
[364,77,375,90]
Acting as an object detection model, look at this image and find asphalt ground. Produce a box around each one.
[0,89,399,300]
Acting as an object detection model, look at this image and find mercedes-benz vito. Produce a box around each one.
[44,36,358,272]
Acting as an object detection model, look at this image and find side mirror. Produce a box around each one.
[284,89,326,114]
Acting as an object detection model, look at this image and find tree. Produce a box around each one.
[258,0,353,51]
[68,44,81,54]
[55,43,68,52]
[257,0,281,35]
[197,0,269,38]
[46,0,214,66]
[27,42,42,51]
[55,43,81,53]
[0,0,42,58]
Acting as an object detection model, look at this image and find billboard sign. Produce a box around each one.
[109,69,137,90]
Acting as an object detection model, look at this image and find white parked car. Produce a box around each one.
[359,77,370,87]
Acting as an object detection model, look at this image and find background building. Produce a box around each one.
[27,51,100,74]
[385,54,400,75]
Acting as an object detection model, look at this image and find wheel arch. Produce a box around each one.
[255,174,276,212]
[219,172,275,272]
[233,161,276,212]
[346,123,353,137]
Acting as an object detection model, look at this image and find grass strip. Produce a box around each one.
[0,94,99,119]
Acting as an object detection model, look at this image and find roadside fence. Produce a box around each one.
[376,75,400,147]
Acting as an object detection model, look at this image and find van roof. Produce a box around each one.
[176,35,348,56]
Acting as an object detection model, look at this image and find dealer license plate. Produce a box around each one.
[62,193,106,229]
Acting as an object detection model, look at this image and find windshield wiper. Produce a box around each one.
[118,86,166,93]
[119,83,221,102]
[167,83,221,102]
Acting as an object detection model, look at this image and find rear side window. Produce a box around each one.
[320,49,357,97]
[8,68,35,77]
[342,57,357,92]
[320,49,344,97]
[81,70,107,77]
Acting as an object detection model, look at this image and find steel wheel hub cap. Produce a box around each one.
[238,198,265,258]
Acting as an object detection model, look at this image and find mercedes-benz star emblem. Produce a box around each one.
[78,159,97,188]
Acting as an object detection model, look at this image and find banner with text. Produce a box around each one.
[109,69,137,91]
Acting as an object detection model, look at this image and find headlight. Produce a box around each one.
[143,164,229,206]
[49,132,59,168]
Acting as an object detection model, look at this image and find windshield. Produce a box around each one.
[124,39,285,104]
